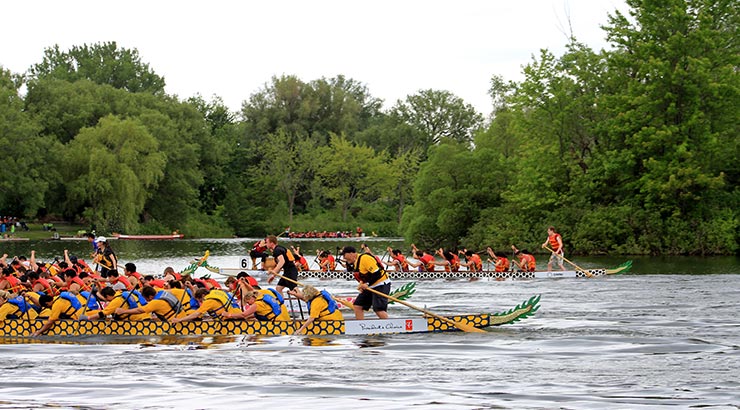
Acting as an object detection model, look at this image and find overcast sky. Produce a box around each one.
[1,0,627,116]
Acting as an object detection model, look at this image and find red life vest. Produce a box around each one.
[33,278,57,296]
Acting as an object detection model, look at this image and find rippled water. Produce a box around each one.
[2,273,739,409]
[1,240,738,408]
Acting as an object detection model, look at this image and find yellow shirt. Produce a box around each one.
[197,293,241,316]
[88,292,149,320]
[169,288,194,315]
[0,300,39,321]
[308,296,343,321]
[254,298,290,321]
[48,295,86,321]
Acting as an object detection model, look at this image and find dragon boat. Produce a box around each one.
[217,261,633,281]
[113,233,185,240]
[0,295,540,339]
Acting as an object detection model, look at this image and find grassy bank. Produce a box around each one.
[3,222,89,241]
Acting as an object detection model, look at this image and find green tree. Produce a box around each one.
[595,0,739,253]
[391,89,484,148]
[28,42,165,94]
[255,130,318,223]
[62,115,166,233]
[315,135,393,221]
[0,67,61,217]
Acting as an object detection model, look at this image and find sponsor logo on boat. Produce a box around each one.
[358,321,405,331]
[405,319,413,331]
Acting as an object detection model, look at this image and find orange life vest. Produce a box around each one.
[548,233,562,252]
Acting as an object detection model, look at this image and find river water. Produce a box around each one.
[1,238,738,409]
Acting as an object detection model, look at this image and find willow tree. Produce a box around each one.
[62,115,166,233]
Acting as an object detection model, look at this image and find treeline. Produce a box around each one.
[0,0,737,255]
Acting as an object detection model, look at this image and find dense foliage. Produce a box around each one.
[0,2,736,254]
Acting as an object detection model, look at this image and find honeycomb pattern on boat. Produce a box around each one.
[300,269,606,280]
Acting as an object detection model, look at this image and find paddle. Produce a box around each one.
[543,246,593,278]
[360,286,485,333]
[269,272,356,309]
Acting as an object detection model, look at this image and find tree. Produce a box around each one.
[62,115,166,233]
[391,89,484,148]
[0,67,61,217]
[28,42,165,94]
[254,130,317,224]
[315,135,393,221]
[595,0,739,253]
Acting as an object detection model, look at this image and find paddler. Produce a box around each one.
[511,245,536,272]
[31,291,88,336]
[171,288,241,323]
[0,289,38,321]
[486,247,510,272]
[222,290,290,321]
[265,235,299,297]
[460,250,483,271]
[340,246,390,320]
[80,286,150,321]
[289,285,343,334]
[542,226,566,271]
[114,286,185,321]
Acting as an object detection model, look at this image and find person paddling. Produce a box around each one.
[542,226,566,271]
[265,235,299,297]
[288,285,343,335]
[340,246,390,320]
[511,245,536,272]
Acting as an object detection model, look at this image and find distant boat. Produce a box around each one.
[0,237,29,242]
[113,233,185,240]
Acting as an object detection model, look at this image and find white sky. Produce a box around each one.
[1,0,627,116]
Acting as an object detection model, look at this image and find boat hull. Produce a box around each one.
[218,262,632,281]
[0,296,540,339]
[114,234,185,240]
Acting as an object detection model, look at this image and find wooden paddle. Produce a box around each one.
[360,286,485,333]
[269,272,356,309]
[543,246,593,278]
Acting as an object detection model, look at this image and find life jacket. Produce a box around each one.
[113,275,134,291]
[149,279,166,288]
[4,275,23,293]
[395,255,410,272]
[120,290,146,309]
[204,289,239,314]
[469,254,483,271]
[327,255,336,271]
[306,290,338,318]
[186,288,200,310]
[153,290,182,321]
[69,276,90,292]
[254,292,283,321]
[495,256,510,272]
[252,241,267,253]
[79,291,99,310]
[6,295,32,317]
[297,256,309,271]
[128,271,143,281]
[419,254,435,272]
[33,278,56,296]
[548,233,562,252]
[354,253,388,286]
[444,254,460,272]
[204,278,222,290]
[57,291,83,318]
[521,254,536,271]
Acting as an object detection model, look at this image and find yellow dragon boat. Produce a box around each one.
[0,295,539,339]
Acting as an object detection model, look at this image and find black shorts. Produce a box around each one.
[354,283,391,312]
[276,268,298,290]
[250,250,268,260]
